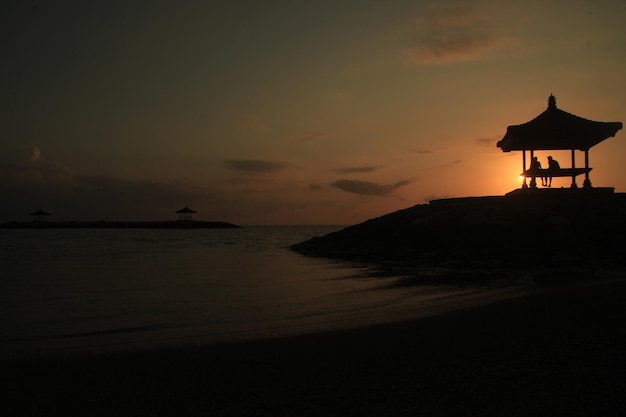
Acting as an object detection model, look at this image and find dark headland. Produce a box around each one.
[291,189,626,279]
[0,220,240,229]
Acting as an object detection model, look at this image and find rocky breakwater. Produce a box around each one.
[292,189,626,274]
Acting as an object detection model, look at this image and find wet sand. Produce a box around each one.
[4,278,626,416]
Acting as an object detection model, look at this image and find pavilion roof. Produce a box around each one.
[497,95,622,152]
[30,209,50,216]
[176,206,197,214]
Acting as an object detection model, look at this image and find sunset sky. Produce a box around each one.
[2,0,625,225]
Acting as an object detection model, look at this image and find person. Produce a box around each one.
[529,156,545,186]
[546,156,560,187]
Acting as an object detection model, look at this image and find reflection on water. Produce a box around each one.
[0,226,507,357]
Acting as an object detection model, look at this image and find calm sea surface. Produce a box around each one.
[0,226,508,357]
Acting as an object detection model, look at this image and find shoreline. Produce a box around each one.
[0,271,534,360]
[0,220,240,229]
[5,276,626,416]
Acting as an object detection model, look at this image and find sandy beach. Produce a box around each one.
[4,276,626,416]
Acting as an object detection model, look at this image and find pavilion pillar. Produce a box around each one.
[522,150,528,188]
[529,150,537,189]
[570,149,578,189]
[583,150,592,188]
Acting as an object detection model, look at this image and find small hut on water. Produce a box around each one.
[497,95,622,189]
[30,209,50,222]
[176,205,197,221]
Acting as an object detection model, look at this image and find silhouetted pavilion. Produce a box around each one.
[176,205,197,221]
[30,209,50,222]
[497,95,622,189]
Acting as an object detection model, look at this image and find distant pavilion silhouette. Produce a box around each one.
[176,205,197,221]
[497,95,622,190]
[30,209,50,222]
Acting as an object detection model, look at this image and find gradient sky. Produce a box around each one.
[2,0,626,224]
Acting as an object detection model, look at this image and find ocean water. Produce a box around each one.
[0,226,507,357]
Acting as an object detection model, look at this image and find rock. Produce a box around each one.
[291,190,626,271]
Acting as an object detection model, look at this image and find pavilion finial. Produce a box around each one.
[548,94,557,109]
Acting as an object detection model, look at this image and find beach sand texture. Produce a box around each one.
[4,278,626,416]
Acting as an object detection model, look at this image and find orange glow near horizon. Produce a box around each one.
[2,2,625,224]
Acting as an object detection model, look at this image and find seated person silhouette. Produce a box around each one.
[529,156,545,186]
[546,156,560,187]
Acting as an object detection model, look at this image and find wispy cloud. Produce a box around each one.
[246,115,269,132]
[226,159,286,174]
[227,177,255,185]
[0,145,75,185]
[336,166,381,174]
[26,145,40,161]
[402,2,514,65]
[475,136,501,148]
[437,160,463,168]
[476,137,495,146]
[309,183,323,191]
[331,179,412,196]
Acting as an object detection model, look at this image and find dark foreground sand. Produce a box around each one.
[4,278,626,417]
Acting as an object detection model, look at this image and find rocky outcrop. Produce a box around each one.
[292,190,626,271]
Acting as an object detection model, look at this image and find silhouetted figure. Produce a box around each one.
[529,156,544,187]
[546,156,560,187]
